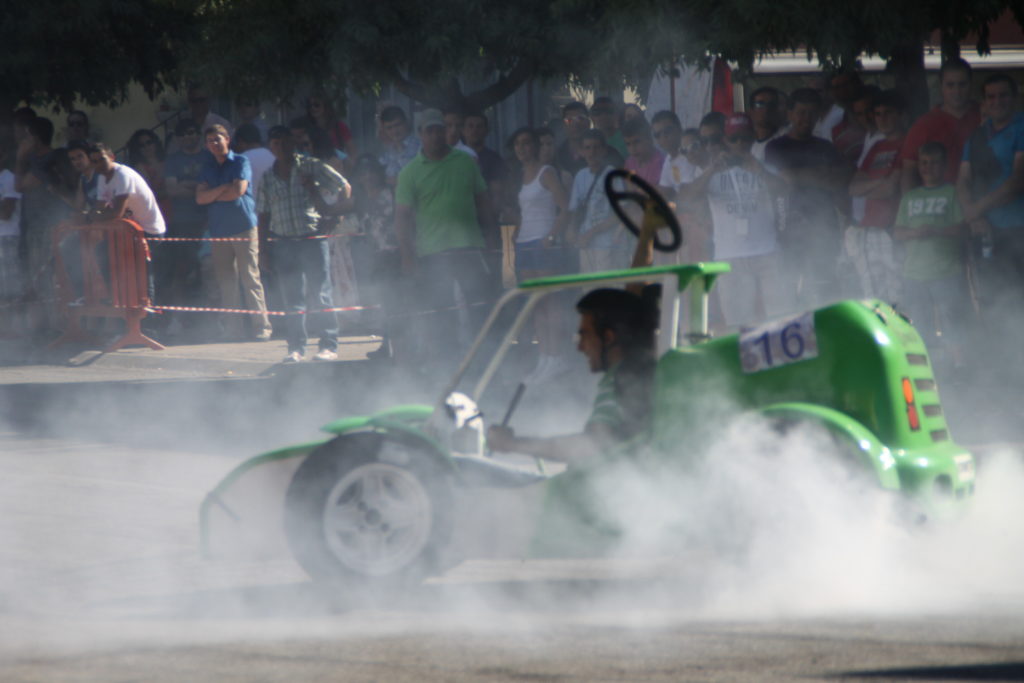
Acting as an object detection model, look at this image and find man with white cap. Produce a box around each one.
[690,113,789,327]
[394,108,495,367]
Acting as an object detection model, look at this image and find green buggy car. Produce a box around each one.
[200,175,975,587]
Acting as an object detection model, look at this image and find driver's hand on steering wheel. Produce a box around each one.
[487,425,515,452]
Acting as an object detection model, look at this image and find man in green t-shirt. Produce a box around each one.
[394,109,495,365]
[893,141,970,366]
[487,289,656,465]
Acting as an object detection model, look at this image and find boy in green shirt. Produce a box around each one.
[893,141,969,369]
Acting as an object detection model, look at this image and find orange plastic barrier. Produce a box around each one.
[50,219,164,352]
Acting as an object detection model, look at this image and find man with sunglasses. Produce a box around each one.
[653,110,700,199]
[590,97,628,160]
[555,101,594,175]
[690,114,789,326]
[65,111,90,145]
[187,85,232,139]
[166,85,233,156]
[748,88,786,162]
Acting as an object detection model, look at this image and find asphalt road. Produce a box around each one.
[2,430,1024,681]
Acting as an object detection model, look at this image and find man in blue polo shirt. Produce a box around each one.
[957,72,1024,367]
[197,124,273,340]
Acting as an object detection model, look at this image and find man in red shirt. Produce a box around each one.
[900,58,981,194]
[846,90,907,302]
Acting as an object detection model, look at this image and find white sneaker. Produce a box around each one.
[282,351,304,363]
[313,348,338,361]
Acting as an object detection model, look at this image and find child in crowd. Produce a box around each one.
[893,141,970,372]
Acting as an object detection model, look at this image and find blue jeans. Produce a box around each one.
[902,272,969,363]
[271,237,338,354]
[414,248,493,365]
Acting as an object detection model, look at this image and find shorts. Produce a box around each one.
[515,238,566,275]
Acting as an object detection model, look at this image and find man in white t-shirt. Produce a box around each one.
[89,143,166,235]
[690,114,790,327]
[653,110,701,199]
[570,130,631,272]
[443,108,479,160]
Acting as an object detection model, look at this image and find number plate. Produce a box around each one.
[739,311,819,373]
[954,454,975,482]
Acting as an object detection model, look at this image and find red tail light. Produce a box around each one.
[902,377,920,431]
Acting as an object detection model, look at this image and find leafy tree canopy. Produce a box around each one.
[5,0,1023,113]
[0,0,199,112]
[190,0,1024,108]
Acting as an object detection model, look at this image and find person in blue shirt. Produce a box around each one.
[957,72,1024,370]
[958,73,1024,276]
[197,124,273,340]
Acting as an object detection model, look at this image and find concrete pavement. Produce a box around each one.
[0,333,422,452]
[0,334,383,383]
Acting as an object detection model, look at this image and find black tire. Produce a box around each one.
[283,432,455,588]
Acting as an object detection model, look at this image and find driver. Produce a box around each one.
[487,288,657,464]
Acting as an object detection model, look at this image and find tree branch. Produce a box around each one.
[387,58,536,112]
[388,67,446,109]
[465,58,536,112]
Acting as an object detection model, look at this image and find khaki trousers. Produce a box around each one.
[211,227,272,336]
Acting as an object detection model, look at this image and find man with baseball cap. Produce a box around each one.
[394,108,496,369]
[690,113,789,327]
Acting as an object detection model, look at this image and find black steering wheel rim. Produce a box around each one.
[603,169,683,253]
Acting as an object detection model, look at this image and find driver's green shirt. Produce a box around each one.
[585,359,653,443]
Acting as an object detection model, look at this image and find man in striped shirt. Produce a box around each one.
[257,126,351,363]
[487,288,656,464]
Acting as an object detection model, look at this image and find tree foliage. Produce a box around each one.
[676,0,1022,71]
[0,0,199,112]
[5,0,1023,114]
[190,0,1024,109]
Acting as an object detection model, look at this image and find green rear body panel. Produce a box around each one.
[652,298,973,499]
[529,298,975,556]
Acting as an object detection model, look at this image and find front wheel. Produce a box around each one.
[283,434,455,588]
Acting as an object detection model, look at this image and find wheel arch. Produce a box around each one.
[757,402,901,491]
[319,420,456,474]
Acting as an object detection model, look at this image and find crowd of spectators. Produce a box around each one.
[0,61,1021,380]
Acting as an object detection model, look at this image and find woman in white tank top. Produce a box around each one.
[510,127,571,384]
[512,128,568,274]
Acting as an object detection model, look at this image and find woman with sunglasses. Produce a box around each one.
[307,93,358,164]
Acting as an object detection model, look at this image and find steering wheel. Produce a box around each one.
[604,169,683,253]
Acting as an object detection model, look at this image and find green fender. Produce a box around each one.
[199,411,453,558]
[320,404,434,434]
[758,402,901,491]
